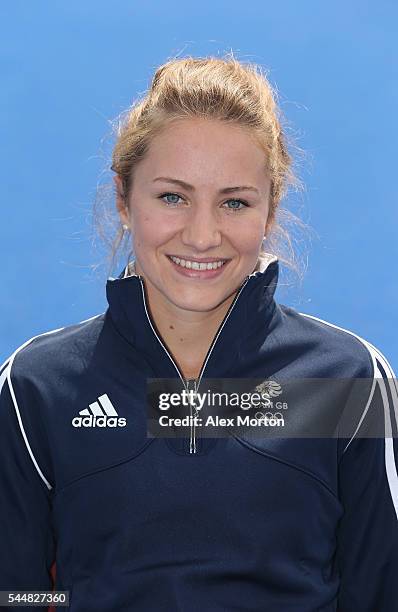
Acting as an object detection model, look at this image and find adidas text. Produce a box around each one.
[72,415,127,428]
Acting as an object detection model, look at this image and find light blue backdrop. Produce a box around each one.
[1,1,397,368]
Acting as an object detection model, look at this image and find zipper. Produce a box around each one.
[185,378,199,453]
[136,274,252,454]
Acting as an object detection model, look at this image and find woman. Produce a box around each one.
[0,56,397,611]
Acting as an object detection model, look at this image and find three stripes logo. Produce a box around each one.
[72,393,127,428]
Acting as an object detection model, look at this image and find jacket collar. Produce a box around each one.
[105,252,279,379]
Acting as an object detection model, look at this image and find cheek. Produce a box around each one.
[228,219,265,254]
[133,210,179,248]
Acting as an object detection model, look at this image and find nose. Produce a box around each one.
[181,205,222,252]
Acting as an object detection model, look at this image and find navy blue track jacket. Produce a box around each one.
[1,254,397,611]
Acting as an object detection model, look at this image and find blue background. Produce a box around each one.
[1,1,397,368]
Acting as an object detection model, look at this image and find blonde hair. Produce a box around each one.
[94,53,308,279]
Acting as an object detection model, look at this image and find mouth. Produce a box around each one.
[166,254,230,278]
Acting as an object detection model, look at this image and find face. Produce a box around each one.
[115,117,271,315]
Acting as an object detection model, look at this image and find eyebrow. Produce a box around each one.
[152,176,260,195]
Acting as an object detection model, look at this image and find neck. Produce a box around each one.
[145,284,237,380]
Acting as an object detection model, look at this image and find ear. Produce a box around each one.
[113,175,130,227]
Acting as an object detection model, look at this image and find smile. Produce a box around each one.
[168,256,227,270]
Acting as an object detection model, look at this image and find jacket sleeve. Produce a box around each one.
[336,345,398,611]
[0,358,56,608]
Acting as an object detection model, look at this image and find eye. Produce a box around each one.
[157,193,249,211]
[158,192,184,207]
[223,198,249,212]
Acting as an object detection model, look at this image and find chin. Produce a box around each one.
[169,289,232,312]
[169,297,215,312]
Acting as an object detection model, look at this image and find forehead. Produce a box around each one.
[134,118,269,188]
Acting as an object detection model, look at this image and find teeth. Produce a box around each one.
[169,256,226,271]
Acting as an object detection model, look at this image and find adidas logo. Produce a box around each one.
[72,394,127,428]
